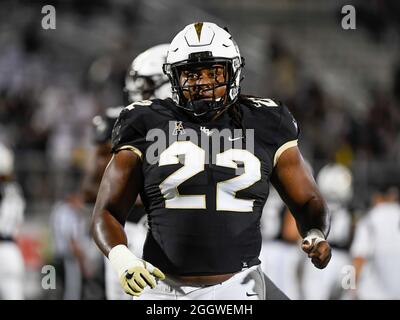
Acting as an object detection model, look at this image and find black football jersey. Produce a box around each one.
[111,97,299,275]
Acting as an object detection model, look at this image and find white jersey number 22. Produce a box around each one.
[159,141,261,212]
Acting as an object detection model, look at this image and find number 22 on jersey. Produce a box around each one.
[159,141,261,212]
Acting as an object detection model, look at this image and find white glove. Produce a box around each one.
[108,245,165,296]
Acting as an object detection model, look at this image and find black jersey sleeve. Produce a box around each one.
[272,102,299,166]
[275,103,299,145]
[243,97,299,166]
[111,102,150,159]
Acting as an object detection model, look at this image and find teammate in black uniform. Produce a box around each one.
[92,22,331,300]
[82,44,171,299]
[82,43,171,205]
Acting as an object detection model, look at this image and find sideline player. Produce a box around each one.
[0,143,25,300]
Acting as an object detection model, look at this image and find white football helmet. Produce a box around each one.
[163,22,244,116]
[0,143,14,177]
[125,43,171,102]
[317,163,353,204]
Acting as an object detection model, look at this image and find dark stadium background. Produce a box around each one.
[1,0,399,299]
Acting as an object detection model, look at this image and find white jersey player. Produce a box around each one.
[0,143,26,300]
[351,186,400,299]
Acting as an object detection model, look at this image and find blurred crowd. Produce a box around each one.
[0,0,400,299]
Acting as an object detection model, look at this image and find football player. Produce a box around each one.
[0,143,25,300]
[82,44,171,299]
[351,184,400,299]
[91,22,332,300]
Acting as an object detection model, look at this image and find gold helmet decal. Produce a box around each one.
[194,22,204,41]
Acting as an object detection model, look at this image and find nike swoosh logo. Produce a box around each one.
[246,292,258,297]
[228,136,243,141]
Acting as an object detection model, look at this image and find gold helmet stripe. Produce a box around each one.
[194,22,204,41]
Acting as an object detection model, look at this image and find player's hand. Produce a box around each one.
[108,244,165,296]
[120,259,165,296]
[301,229,332,269]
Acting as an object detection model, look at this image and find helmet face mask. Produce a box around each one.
[169,58,233,116]
[164,22,244,117]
